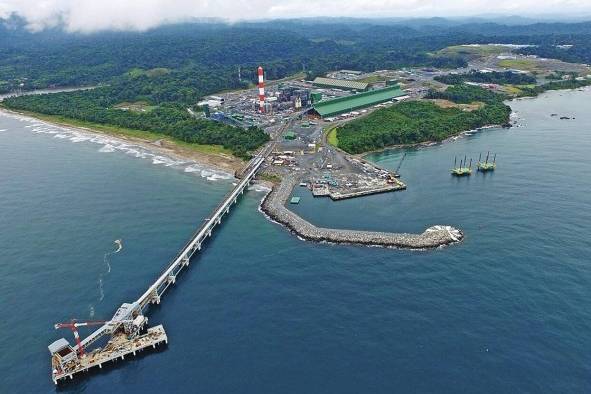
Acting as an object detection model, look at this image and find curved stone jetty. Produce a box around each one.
[260,176,463,249]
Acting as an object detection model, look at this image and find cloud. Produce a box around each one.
[1,0,591,32]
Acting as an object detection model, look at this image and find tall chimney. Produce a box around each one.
[258,66,265,113]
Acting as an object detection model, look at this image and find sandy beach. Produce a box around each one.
[0,108,246,176]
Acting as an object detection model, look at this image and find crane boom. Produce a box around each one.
[54,320,108,356]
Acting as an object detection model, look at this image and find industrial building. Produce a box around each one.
[311,85,407,118]
[312,77,369,91]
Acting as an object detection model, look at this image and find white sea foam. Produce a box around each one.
[70,136,90,143]
[201,169,214,178]
[1,110,234,180]
[205,171,233,181]
[249,184,272,193]
[0,129,6,132]
[151,155,182,166]
[184,164,203,173]
[99,144,116,153]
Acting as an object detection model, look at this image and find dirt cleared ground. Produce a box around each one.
[428,99,484,111]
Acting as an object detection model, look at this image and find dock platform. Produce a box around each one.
[52,325,168,384]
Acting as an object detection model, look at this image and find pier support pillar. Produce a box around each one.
[151,290,161,305]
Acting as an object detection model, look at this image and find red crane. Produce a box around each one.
[54,319,107,357]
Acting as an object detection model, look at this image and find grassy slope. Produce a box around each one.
[326,126,339,147]
[497,59,544,72]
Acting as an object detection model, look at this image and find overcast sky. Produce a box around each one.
[1,0,591,32]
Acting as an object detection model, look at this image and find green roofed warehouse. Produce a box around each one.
[312,86,407,118]
[313,77,369,91]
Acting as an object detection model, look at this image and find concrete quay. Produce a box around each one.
[260,176,464,249]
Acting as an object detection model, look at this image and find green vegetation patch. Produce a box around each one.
[3,89,269,159]
[435,70,536,86]
[426,83,506,104]
[326,127,339,147]
[114,101,158,113]
[438,45,511,59]
[497,59,543,73]
[127,68,171,78]
[517,78,591,97]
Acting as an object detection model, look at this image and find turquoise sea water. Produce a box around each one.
[0,88,590,393]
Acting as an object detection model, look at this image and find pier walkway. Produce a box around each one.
[50,149,270,383]
[88,152,266,346]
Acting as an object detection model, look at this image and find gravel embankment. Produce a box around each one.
[260,176,464,249]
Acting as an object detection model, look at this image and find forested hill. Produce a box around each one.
[0,19,468,95]
[2,18,591,96]
[336,86,511,154]
[3,89,270,158]
[2,17,591,96]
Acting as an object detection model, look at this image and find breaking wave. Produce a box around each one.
[1,110,234,182]
[99,144,116,153]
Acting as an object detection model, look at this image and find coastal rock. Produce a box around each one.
[260,176,464,249]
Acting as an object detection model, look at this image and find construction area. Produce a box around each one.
[194,66,415,203]
[194,45,591,204]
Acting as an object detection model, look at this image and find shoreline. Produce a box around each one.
[355,85,591,158]
[259,176,463,250]
[355,122,510,158]
[0,107,244,176]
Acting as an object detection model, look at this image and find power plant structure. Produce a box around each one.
[258,66,266,113]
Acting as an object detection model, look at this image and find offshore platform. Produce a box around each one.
[451,156,472,176]
[477,152,496,172]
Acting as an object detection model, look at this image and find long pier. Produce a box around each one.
[136,154,265,309]
[49,150,268,384]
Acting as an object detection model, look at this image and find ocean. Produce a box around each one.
[0,88,590,393]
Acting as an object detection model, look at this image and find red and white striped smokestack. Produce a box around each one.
[257,66,265,113]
